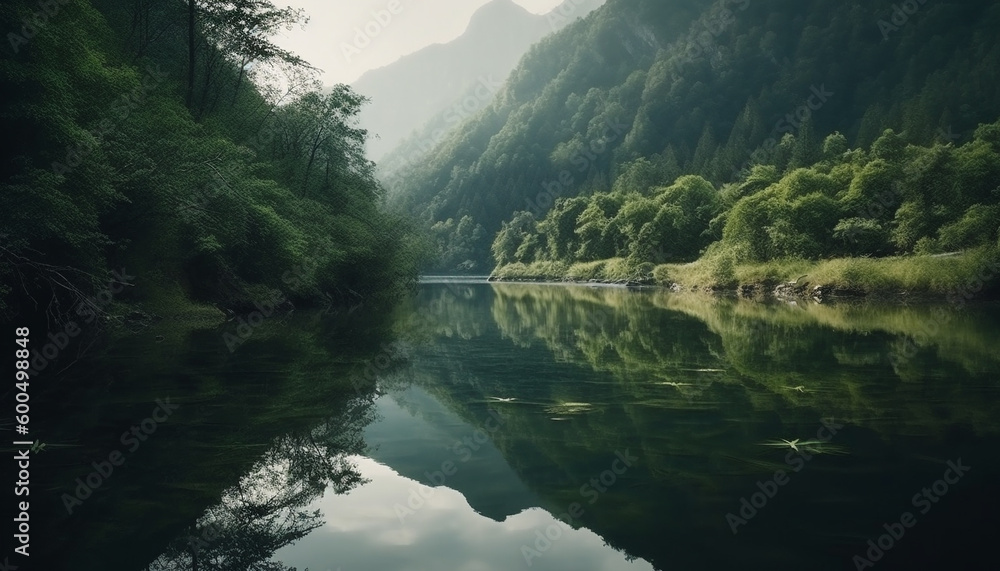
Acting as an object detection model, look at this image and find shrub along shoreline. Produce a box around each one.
[490,246,1000,301]
[487,121,1000,304]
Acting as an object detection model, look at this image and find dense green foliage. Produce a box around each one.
[387,0,1000,272]
[493,124,1000,290]
[1,0,420,321]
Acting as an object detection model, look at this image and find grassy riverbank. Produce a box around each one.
[491,246,1000,299]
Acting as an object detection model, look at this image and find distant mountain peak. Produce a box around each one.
[465,0,536,37]
[353,0,607,162]
[472,0,529,20]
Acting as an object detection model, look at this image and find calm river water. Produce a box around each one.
[20,279,1000,570]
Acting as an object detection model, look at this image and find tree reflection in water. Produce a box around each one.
[148,393,376,570]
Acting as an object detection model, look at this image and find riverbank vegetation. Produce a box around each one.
[491,122,1000,298]
[0,0,421,324]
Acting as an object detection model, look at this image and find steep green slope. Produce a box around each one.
[389,0,1000,272]
[0,0,421,324]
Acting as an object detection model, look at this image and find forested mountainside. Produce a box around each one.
[387,0,1000,274]
[356,0,605,164]
[0,0,420,322]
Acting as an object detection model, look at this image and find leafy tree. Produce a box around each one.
[822,132,849,162]
[833,218,891,256]
[870,129,907,163]
[575,200,617,261]
[840,159,901,220]
[612,157,675,195]
[537,196,589,261]
[934,204,1000,252]
[492,211,538,266]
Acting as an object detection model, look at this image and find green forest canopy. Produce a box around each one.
[1,0,421,322]
[385,0,1000,273]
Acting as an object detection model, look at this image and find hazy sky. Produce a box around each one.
[272,0,566,86]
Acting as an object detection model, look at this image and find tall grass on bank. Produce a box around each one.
[494,246,1000,298]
